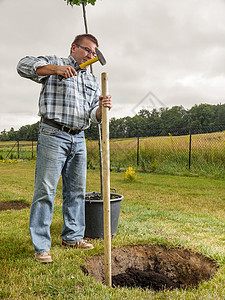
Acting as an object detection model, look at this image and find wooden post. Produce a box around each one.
[98,124,103,197]
[101,72,111,287]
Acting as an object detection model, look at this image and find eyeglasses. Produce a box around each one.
[76,44,96,57]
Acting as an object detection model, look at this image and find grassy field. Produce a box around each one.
[0,160,225,299]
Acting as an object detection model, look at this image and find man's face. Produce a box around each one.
[71,38,97,65]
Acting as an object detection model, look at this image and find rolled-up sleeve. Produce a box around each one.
[90,106,99,123]
[17,56,49,83]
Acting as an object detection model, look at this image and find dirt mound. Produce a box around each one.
[0,201,30,211]
[84,244,218,291]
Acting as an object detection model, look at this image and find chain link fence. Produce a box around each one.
[88,125,225,177]
[0,141,37,161]
[1,126,224,177]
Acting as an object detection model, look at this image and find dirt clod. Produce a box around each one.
[84,244,218,291]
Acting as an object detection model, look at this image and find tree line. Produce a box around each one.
[1,103,225,141]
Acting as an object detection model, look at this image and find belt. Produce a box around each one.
[41,118,82,135]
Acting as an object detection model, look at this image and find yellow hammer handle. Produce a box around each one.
[79,56,98,69]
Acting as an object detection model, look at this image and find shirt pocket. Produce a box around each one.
[85,84,96,100]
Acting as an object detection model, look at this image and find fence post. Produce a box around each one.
[32,140,34,159]
[189,130,192,170]
[137,136,140,166]
[17,140,20,159]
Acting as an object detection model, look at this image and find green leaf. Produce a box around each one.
[64,0,97,6]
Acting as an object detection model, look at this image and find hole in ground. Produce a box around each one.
[83,244,218,291]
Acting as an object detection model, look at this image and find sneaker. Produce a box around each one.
[35,251,53,263]
[62,239,94,249]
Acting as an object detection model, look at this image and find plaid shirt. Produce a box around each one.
[17,55,101,130]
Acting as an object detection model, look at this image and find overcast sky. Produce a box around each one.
[0,0,225,131]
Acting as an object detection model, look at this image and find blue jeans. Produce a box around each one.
[29,123,87,254]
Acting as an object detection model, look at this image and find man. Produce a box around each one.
[17,34,112,263]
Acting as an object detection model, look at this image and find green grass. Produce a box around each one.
[0,161,225,299]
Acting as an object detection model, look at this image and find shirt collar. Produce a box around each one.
[68,55,87,72]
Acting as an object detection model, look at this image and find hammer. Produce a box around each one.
[59,47,106,80]
[77,47,106,71]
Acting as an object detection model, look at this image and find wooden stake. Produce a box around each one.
[101,72,111,287]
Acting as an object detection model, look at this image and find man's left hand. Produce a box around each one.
[96,95,112,121]
[99,95,112,110]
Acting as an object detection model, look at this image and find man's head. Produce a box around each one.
[70,34,99,65]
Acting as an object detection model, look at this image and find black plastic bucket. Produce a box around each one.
[85,191,123,239]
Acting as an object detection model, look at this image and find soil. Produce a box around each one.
[0,201,30,211]
[83,244,218,291]
[85,193,121,201]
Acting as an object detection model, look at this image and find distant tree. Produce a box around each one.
[26,122,39,140]
[146,109,163,136]
[7,128,17,141]
[138,109,151,118]
[1,103,224,141]
[216,104,225,126]
[189,104,216,130]
[17,125,30,140]
[160,106,189,135]
[126,115,145,137]
[109,117,127,139]
[0,129,9,141]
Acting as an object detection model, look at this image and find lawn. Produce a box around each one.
[0,160,225,299]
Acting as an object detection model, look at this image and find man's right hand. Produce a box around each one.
[36,64,77,78]
[56,65,77,79]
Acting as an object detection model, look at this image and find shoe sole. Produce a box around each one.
[62,239,94,249]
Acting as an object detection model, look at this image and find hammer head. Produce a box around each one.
[95,47,106,66]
